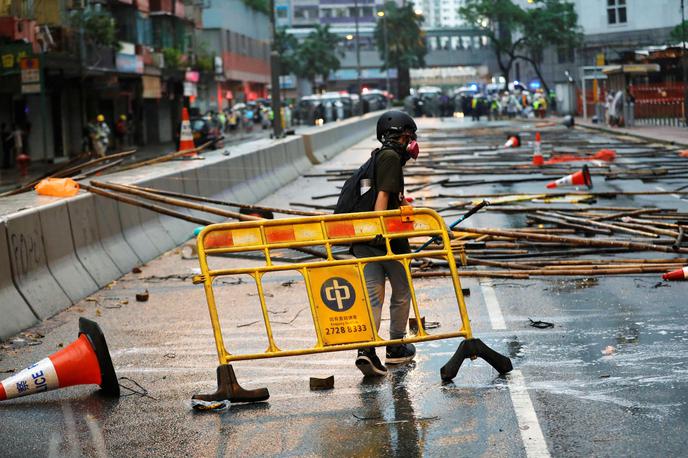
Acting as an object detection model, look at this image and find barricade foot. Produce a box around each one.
[440,338,513,381]
[192,364,269,403]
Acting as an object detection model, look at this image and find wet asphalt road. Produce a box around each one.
[1,118,688,457]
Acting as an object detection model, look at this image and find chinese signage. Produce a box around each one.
[0,43,33,76]
[20,57,41,94]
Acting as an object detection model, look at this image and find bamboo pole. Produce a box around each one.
[545,211,659,238]
[461,227,688,254]
[90,181,260,222]
[115,141,212,172]
[121,183,325,216]
[82,183,213,226]
[414,265,676,279]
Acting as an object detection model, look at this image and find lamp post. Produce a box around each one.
[354,0,362,114]
[269,0,283,138]
[377,11,390,97]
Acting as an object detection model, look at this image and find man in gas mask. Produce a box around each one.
[352,110,420,376]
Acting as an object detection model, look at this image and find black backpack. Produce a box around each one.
[334,148,380,214]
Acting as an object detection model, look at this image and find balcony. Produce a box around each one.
[149,0,173,15]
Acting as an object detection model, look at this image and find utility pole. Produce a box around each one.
[381,12,390,96]
[354,0,362,114]
[682,0,687,126]
[269,0,283,138]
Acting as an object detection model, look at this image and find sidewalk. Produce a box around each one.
[576,118,688,147]
[0,129,271,194]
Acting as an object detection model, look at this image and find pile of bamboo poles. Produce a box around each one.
[299,124,688,279]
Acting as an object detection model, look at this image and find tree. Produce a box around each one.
[374,2,427,98]
[459,0,527,89]
[669,20,688,44]
[295,25,343,91]
[518,0,582,93]
[274,28,299,76]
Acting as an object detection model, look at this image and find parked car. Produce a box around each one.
[361,89,389,112]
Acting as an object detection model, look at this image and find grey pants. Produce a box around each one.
[352,244,411,340]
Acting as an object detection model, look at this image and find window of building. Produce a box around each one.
[607,0,627,25]
[276,6,288,19]
[321,8,332,18]
[557,46,575,63]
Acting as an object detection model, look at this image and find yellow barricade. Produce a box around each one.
[192,207,512,404]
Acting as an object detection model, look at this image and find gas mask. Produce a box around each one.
[406,140,419,160]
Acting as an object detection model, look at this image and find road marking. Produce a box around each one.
[481,280,550,457]
[508,370,551,458]
[85,414,107,458]
[480,282,506,330]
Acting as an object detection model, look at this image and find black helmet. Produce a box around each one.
[376,110,417,142]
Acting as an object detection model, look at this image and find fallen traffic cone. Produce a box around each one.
[179,107,196,157]
[504,134,521,148]
[0,318,119,401]
[532,132,544,166]
[662,266,688,281]
[546,165,593,189]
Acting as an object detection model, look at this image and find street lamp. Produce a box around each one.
[354,0,362,114]
[377,11,390,96]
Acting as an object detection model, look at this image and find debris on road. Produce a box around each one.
[136,290,150,302]
[309,375,334,391]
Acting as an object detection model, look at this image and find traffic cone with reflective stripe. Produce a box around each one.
[504,134,520,148]
[532,132,544,166]
[546,165,593,189]
[179,107,196,157]
[0,318,119,401]
[662,266,688,281]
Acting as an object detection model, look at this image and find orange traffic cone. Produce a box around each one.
[546,165,593,189]
[662,266,688,281]
[0,318,119,401]
[179,107,196,157]
[532,132,544,166]
[504,134,520,148]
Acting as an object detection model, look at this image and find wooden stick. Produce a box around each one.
[527,214,613,235]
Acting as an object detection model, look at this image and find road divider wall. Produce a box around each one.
[0,114,380,340]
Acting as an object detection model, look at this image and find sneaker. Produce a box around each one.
[356,348,388,377]
[385,343,416,365]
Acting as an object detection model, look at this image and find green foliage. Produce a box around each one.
[670,20,688,44]
[294,25,343,84]
[274,28,299,76]
[162,47,184,70]
[70,9,119,49]
[194,40,214,73]
[374,2,427,71]
[521,0,582,64]
[242,0,270,14]
[459,0,581,91]
[374,2,426,97]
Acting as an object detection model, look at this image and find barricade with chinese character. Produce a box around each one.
[192,207,512,403]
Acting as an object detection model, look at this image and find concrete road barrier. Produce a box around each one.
[116,195,161,263]
[38,201,100,303]
[68,194,124,284]
[0,222,38,340]
[147,174,195,244]
[93,194,142,272]
[302,111,381,165]
[4,208,72,319]
[0,118,380,340]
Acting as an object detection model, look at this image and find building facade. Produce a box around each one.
[512,0,680,91]
[276,0,495,96]
[0,0,270,162]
